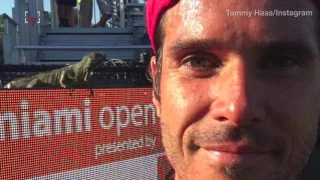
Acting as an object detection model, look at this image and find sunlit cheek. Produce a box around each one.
[161,78,189,119]
[161,75,209,128]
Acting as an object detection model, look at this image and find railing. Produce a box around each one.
[15,45,151,50]
[15,45,151,63]
[2,0,148,65]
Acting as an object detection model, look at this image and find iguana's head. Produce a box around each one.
[77,52,106,81]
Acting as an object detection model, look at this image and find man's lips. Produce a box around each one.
[198,143,270,166]
[200,143,269,154]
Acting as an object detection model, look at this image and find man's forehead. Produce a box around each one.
[163,0,319,54]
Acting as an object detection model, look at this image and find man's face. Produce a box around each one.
[150,0,320,179]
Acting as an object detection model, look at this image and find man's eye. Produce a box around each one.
[261,56,299,70]
[189,59,210,68]
[183,55,220,69]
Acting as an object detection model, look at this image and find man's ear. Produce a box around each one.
[150,56,161,117]
[150,56,157,80]
[153,91,161,117]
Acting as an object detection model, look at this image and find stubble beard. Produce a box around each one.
[160,118,316,180]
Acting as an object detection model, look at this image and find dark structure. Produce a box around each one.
[0,59,152,89]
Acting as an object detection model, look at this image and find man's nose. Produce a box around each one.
[209,59,265,127]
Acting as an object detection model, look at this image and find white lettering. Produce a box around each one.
[54,108,83,134]
[116,106,130,136]
[0,99,158,142]
[83,99,92,132]
[33,111,52,137]
[98,104,157,136]
[99,107,115,129]
[144,104,156,125]
[0,113,19,141]
[226,10,252,17]
[131,105,143,126]
[95,136,149,159]
[21,101,31,138]
[145,135,156,149]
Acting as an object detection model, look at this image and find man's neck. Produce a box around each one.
[172,149,320,180]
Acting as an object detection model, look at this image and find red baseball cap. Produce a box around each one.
[146,0,320,54]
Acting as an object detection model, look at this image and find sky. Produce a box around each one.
[0,0,102,24]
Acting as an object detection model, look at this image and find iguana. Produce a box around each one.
[4,52,106,89]
[3,76,35,89]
